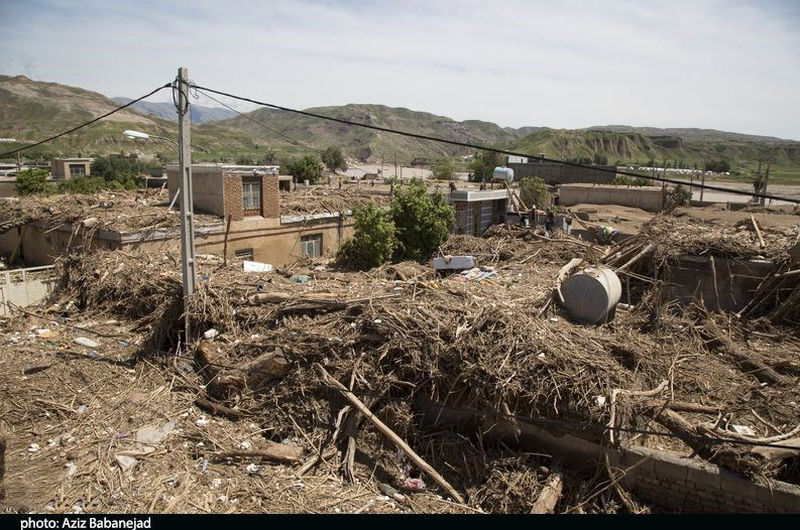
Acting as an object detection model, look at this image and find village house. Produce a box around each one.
[0,164,360,268]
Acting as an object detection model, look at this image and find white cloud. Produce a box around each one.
[1,0,798,138]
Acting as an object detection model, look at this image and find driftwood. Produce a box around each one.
[701,320,786,386]
[609,381,668,444]
[214,441,304,464]
[751,215,766,249]
[216,348,291,390]
[555,258,584,305]
[639,399,721,415]
[297,447,337,477]
[314,363,465,504]
[530,469,563,514]
[194,396,245,420]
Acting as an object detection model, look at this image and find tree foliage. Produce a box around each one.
[391,182,455,263]
[518,177,550,209]
[91,155,148,187]
[16,169,54,195]
[468,150,501,182]
[704,159,730,173]
[321,146,347,173]
[431,157,455,180]
[336,203,396,270]
[286,155,324,183]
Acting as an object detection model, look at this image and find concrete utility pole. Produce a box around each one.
[176,67,196,342]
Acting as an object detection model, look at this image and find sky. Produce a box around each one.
[1,0,799,139]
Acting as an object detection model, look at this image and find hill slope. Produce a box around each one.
[0,75,175,158]
[111,97,236,124]
[197,104,521,161]
[1,76,799,182]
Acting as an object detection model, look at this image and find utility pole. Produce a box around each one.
[176,67,196,343]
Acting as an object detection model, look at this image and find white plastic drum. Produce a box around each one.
[561,266,622,324]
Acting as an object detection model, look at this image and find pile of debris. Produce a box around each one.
[280,187,390,217]
[0,189,221,234]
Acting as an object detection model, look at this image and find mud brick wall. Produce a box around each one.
[223,174,244,221]
[614,446,800,513]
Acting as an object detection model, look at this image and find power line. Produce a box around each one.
[0,83,173,159]
[189,83,800,205]
[196,89,313,150]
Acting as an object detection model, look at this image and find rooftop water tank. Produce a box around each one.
[561,267,622,324]
[492,166,514,183]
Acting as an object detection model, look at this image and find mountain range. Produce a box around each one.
[1,75,798,182]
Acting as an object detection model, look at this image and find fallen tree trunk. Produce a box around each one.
[315,364,465,504]
[530,470,563,514]
[701,320,786,386]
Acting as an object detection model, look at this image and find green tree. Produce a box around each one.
[16,169,55,195]
[468,150,501,182]
[431,157,455,180]
[592,153,608,165]
[236,154,256,165]
[391,182,455,263]
[518,177,550,209]
[91,155,147,188]
[58,176,113,194]
[336,203,396,270]
[320,146,347,173]
[286,155,324,183]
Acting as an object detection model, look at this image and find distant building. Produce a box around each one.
[508,161,616,185]
[447,189,508,236]
[51,158,93,179]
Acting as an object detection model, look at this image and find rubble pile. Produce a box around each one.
[2,213,799,514]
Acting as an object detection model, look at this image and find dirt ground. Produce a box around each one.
[1,202,798,514]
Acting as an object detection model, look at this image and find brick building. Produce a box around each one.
[51,158,93,179]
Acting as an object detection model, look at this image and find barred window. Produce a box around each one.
[300,234,323,258]
[242,176,261,216]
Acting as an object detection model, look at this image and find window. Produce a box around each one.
[242,176,262,216]
[300,234,323,258]
[235,248,254,261]
[69,164,86,177]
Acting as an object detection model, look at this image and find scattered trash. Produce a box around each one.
[118,340,130,347]
[243,260,274,273]
[86,351,100,359]
[34,329,55,338]
[28,443,40,453]
[195,417,210,427]
[549,317,559,323]
[289,275,310,284]
[203,329,219,340]
[240,440,252,450]
[73,337,99,348]
[731,424,756,436]
[65,461,78,477]
[114,454,138,471]
[403,478,426,492]
[75,404,88,415]
[245,463,260,475]
[433,255,476,271]
[135,420,175,445]
[595,396,607,407]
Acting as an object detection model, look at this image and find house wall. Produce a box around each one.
[0,224,120,266]
[167,167,279,221]
[509,162,616,185]
[117,216,354,267]
[51,159,91,179]
[167,166,225,216]
[558,184,666,212]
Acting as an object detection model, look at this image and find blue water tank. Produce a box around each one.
[492,166,514,182]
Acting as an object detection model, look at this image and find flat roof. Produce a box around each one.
[166,163,280,174]
[54,158,94,162]
[449,189,509,202]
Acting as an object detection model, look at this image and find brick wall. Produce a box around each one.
[614,446,800,513]
[223,174,243,221]
[261,174,279,218]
